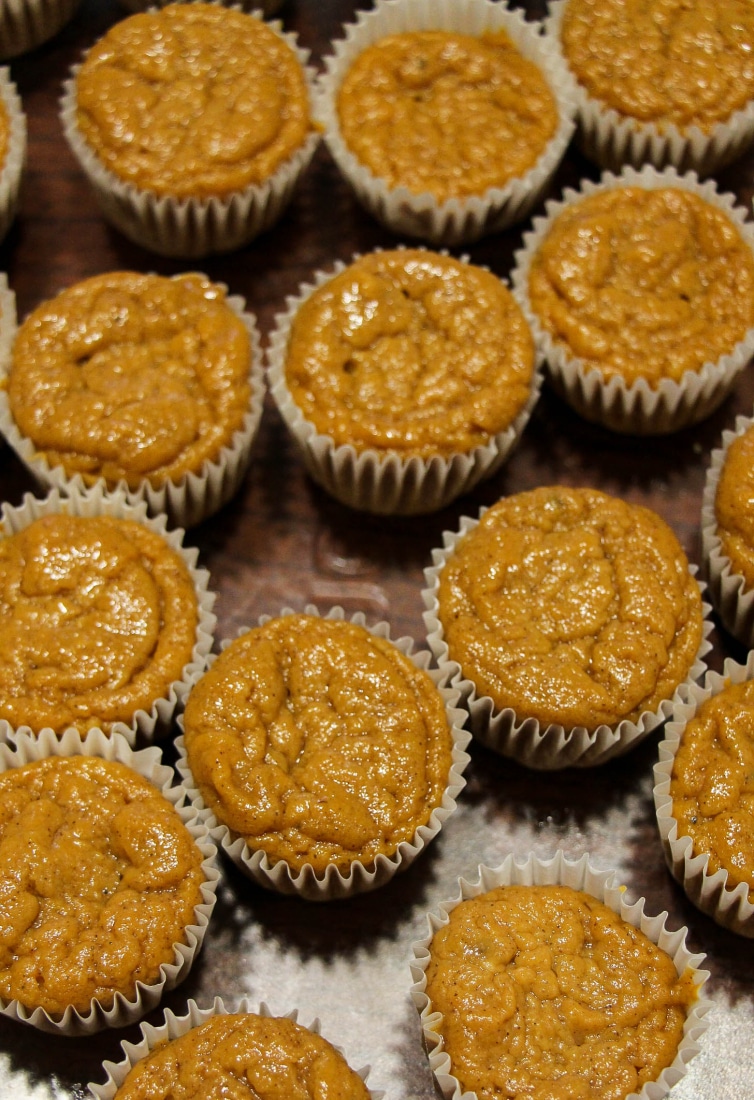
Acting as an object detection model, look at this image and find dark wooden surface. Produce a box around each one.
[1,2,753,1097]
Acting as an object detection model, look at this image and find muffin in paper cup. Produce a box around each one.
[423,487,713,770]
[654,654,754,938]
[0,0,82,60]
[59,4,320,258]
[0,727,220,1035]
[89,997,381,1099]
[175,605,471,902]
[545,0,754,176]
[511,164,754,435]
[701,412,754,649]
[118,0,286,13]
[0,484,216,747]
[267,247,543,515]
[314,0,577,247]
[0,68,26,243]
[0,270,264,529]
[410,850,711,1100]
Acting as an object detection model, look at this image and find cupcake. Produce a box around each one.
[315,0,577,246]
[60,3,320,257]
[0,270,264,527]
[701,412,754,648]
[0,727,219,1035]
[176,607,470,901]
[0,485,216,747]
[423,485,711,769]
[0,0,82,60]
[118,0,286,13]
[545,0,754,175]
[90,998,375,1099]
[410,851,711,1100]
[267,247,542,514]
[0,68,25,243]
[511,165,754,435]
[654,654,754,938]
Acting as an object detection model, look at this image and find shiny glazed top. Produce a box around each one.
[0,755,205,1016]
[112,1012,371,1099]
[670,677,754,901]
[74,3,313,198]
[437,486,703,732]
[424,884,698,1100]
[7,271,253,489]
[714,422,754,589]
[182,614,453,873]
[561,0,754,133]
[0,513,199,734]
[283,249,536,457]
[527,186,754,387]
[336,30,558,202]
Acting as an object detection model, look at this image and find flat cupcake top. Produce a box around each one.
[182,613,453,873]
[74,2,312,198]
[283,249,536,457]
[0,754,205,1016]
[670,678,754,902]
[424,884,697,1100]
[561,0,754,133]
[112,1012,371,1099]
[336,30,558,202]
[0,513,199,734]
[527,185,754,387]
[437,486,703,732]
[714,422,754,588]
[8,271,252,488]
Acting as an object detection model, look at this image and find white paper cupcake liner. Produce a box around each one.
[544,0,754,176]
[0,485,217,747]
[701,412,754,649]
[410,850,711,1100]
[0,0,82,60]
[0,278,264,529]
[511,164,754,435]
[423,508,713,770]
[59,15,320,258]
[118,0,286,13]
[0,727,220,1035]
[0,68,26,242]
[0,271,16,370]
[89,996,381,1099]
[267,251,543,515]
[315,0,578,247]
[175,605,472,901]
[653,654,754,938]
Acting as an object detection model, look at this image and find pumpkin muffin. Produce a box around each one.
[268,247,541,513]
[0,0,82,60]
[60,3,319,256]
[0,68,26,244]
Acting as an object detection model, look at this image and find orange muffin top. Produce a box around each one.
[714,422,754,589]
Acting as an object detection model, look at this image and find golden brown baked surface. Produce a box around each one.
[74,3,312,198]
[0,755,205,1016]
[437,486,703,731]
[336,30,558,202]
[714,422,754,589]
[0,513,199,734]
[561,0,754,133]
[670,678,754,902]
[112,1012,371,1099]
[527,186,754,387]
[284,249,536,457]
[182,613,453,872]
[424,883,697,1100]
[7,271,252,488]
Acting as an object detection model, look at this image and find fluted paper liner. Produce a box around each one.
[0,68,25,241]
[423,507,713,770]
[0,485,217,748]
[0,0,82,60]
[410,851,711,1100]
[0,272,16,371]
[0,279,265,528]
[267,250,543,515]
[315,0,578,247]
[701,412,754,649]
[654,655,754,937]
[511,165,754,435]
[0,727,220,1035]
[89,996,381,1099]
[175,605,471,901]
